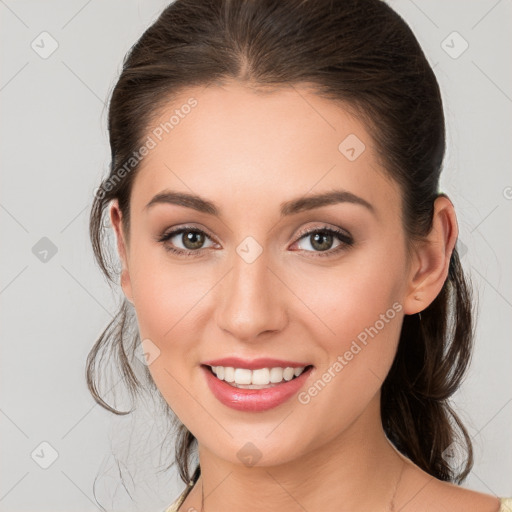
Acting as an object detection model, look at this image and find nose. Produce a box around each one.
[215,248,288,342]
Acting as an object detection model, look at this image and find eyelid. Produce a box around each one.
[157,223,218,243]
[293,223,352,243]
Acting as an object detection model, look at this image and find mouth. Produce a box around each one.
[202,364,314,389]
[201,362,315,412]
[200,357,315,411]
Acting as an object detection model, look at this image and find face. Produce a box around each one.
[110,81,414,467]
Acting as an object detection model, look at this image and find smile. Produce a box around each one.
[201,361,315,412]
[208,365,309,389]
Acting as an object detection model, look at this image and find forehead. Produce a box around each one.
[130,81,401,221]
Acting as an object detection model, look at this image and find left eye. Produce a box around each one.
[293,227,353,254]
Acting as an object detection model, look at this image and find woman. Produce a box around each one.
[87,0,511,510]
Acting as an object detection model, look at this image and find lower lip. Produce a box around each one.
[201,365,313,412]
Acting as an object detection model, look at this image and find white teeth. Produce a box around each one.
[211,365,307,387]
[269,367,284,383]
[283,367,295,381]
[234,368,252,385]
[224,366,235,382]
[251,368,270,385]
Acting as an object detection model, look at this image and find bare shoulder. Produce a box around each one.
[434,481,502,512]
[396,461,501,512]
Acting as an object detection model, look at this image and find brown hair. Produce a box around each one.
[87,0,474,487]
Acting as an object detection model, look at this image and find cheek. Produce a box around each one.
[305,242,406,344]
[130,261,209,423]
[128,240,207,339]
[127,245,218,386]
[294,300,403,450]
[296,245,405,414]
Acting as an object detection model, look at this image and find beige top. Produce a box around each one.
[163,489,512,512]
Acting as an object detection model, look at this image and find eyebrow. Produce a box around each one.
[144,189,374,216]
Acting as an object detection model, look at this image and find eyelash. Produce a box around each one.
[156,224,354,258]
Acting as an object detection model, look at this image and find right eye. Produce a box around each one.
[157,226,218,256]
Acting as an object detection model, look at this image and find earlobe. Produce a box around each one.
[403,195,458,315]
[109,200,134,304]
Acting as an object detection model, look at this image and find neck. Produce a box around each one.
[182,394,408,512]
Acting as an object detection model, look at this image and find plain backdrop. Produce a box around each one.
[1,1,511,511]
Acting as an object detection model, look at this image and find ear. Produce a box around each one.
[403,195,458,315]
[109,200,134,304]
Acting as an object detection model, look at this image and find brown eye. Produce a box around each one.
[309,232,334,251]
[181,230,206,250]
[293,226,354,257]
[157,226,217,256]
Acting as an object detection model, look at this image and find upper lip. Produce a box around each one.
[201,357,312,370]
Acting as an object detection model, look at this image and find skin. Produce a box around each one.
[109,81,501,512]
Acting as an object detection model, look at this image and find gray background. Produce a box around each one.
[1,0,511,510]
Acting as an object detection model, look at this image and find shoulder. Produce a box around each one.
[499,497,512,511]
[433,483,502,512]
[396,462,502,512]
